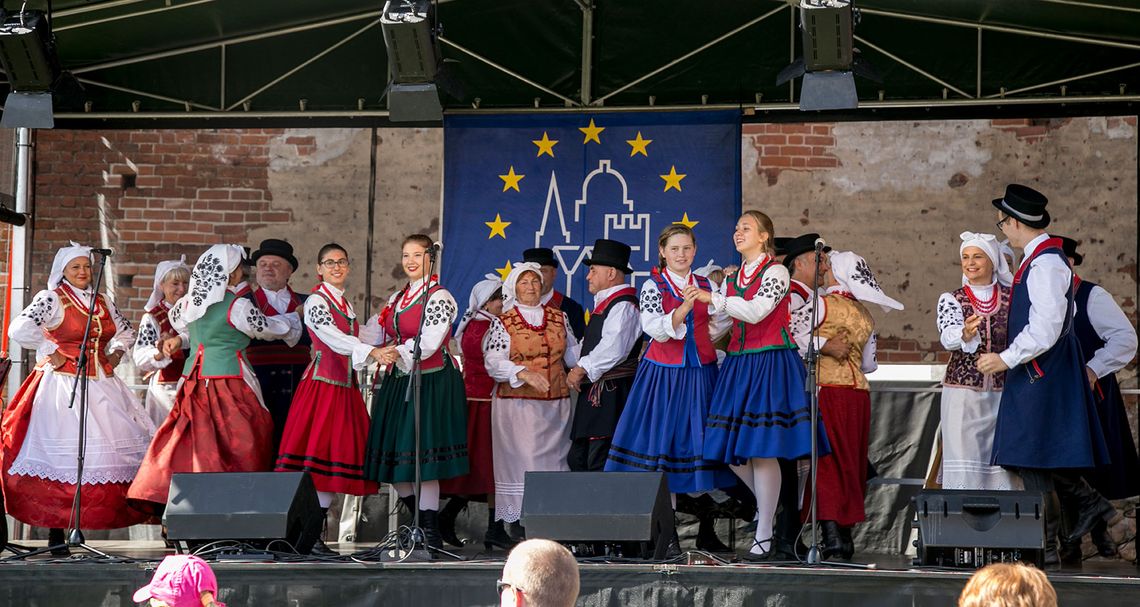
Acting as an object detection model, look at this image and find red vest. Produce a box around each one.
[246,287,311,366]
[643,269,717,366]
[382,283,452,372]
[725,258,796,355]
[48,285,116,377]
[147,303,187,383]
[306,287,358,387]
[460,316,495,400]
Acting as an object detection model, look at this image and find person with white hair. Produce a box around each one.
[127,244,302,515]
[483,262,580,542]
[935,232,1020,491]
[498,539,580,607]
[2,243,154,550]
[791,248,904,561]
[133,256,192,427]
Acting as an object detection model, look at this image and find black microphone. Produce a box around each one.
[91,248,114,256]
[428,241,443,254]
[814,238,826,251]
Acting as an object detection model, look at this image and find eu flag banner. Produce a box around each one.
[441,110,741,316]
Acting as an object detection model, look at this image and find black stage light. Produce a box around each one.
[381,0,443,122]
[776,0,878,111]
[0,9,60,128]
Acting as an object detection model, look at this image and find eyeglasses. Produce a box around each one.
[496,579,523,595]
[319,259,350,269]
[995,215,1012,230]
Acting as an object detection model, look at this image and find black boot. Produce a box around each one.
[838,526,855,561]
[484,508,517,552]
[664,524,683,559]
[1054,473,1116,543]
[819,521,843,561]
[508,521,526,542]
[48,527,70,557]
[437,497,468,548]
[1090,519,1118,558]
[695,515,731,553]
[309,508,338,556]
[1043,492,1064,569]
[418,509,443,550]
[397,494,416,514]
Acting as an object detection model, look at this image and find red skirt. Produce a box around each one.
[440,398,494,496]
[127,368,274,512]
[1,370,153,529]
[800,386,871,526]
[275,375,378,496]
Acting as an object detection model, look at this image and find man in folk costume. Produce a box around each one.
[1055,236,1138,560]
[245,239,311,451]
[977,184,1113,567]
[791,249,902,561]
[565,239,643,472]
[523,247,587,341]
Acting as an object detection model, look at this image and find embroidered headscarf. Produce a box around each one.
[829,251,904,312]
[48,241,93,290]
[182,244,246,324]
[959,231,1013,287]
[455,273,502,341]
[502,262,543,312]
[145,255,192,310]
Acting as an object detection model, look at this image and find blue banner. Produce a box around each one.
[441,110,741,314]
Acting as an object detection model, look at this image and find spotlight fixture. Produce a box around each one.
[381,0,444,122]
[0,9,60,128]
[776,0,879,111]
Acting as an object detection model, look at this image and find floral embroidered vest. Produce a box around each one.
[817,294,874,391]
[942,285,1010,391]
[48,286,116,377]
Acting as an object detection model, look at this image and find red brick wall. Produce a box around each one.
[743,123,840,186]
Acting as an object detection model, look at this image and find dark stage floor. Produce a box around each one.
[1,540,1138,606]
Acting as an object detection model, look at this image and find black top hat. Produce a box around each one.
[781,233,831,268]
[583,239,633,274]
[774,237,793,257]
[992,184,1050,229]
[250,238,299,271]
[523,247,558,268]
[1057,236,1083,267]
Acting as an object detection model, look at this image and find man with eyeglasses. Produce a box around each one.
[498,539,579,607]
[245,238,312,452]
[977,184,1114,567]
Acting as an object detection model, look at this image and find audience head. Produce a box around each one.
[499,539,580,607]
[134,555,225,607]
[958,563,1057,607]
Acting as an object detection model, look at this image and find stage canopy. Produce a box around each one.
[3,0,1140,125]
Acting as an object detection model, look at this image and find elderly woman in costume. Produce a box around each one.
[483,262,580,543]
[437,274,514,550]
[275,243,385,555]
[935,232,1020,491]
[363,234,468,552]
[2,243,154,550]
[133,256,192,427]
[127,244,302,513]
[791,250,902,560]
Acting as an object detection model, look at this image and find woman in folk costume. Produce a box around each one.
[437,274,511,550]
[363,234,468,551]
[695,211,821,560]
[604,225,736,552]
[128,244,302,513]
[133,256,192,427]
[274,243,383,555]
[2,243,154,549]
[482,263,579,545]
[935,233,1020,491]
[790,250,901,560]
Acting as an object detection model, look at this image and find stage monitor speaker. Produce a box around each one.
[163,471,322,555]
[913,489,1044,569]
[522,471,673,559]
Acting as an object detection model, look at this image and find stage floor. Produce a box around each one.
[1,541,1137,607]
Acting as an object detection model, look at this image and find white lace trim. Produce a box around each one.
[7,461,141,485]
[495,501,523,523]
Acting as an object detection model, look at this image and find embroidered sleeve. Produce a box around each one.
[132,313,172,372]
[861,332,878,374]
[105,299,136,353]
[8,290,62,357]
[712,265,790,324]
[305,296,375,369]
[230,297,302,346]
[394,288,458,373]
[936,292,978,353]
[639,280,685,342]
[482,317,526,387]
[790,295,829,353]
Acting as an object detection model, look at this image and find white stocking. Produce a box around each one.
[730,463,757,500]
[391,481,441,511]
[393,482,415,498]
[316,491,336,509]
[750,458,781,554]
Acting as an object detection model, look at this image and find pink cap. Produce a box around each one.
[133,555,225,607]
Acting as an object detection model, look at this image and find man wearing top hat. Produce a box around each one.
[977,184,1114,565]
[246,238,312,452]
[565,239,643,472]
[523,247,587,341]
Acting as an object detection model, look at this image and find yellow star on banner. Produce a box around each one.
[499,166,525,192]
[532,132,558,157]
[495,260,513,281]
[485,213,511,239]
[660,165,686,192]
[579,118,604,144]
[626,131,652,157]
[674,212,699,228]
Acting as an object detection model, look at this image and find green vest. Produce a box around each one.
[183,291,252,378]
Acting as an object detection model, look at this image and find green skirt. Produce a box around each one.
[364,364,469,483]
